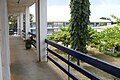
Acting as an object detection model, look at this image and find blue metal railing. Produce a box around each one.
[22,30,26,38]
[28,32,36,37]
[45,39,120,80]
[22,31,120,79]
[28,32,36,48]
[22,31,36,48]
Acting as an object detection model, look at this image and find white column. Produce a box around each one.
[25,6,30,39]
[0,47,3,80]
[0,0,10,80]
[20,13,23,38]
[36,0,47,61]
[0,16,3,80]
[17,16,20,35]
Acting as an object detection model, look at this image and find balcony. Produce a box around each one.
[0,0,120,80]
[10,36,64,80]
[9,32,120,80]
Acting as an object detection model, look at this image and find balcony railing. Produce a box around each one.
[23,32,120,80]
[45,39,120,80]
[28,32,36,48]
[22,30,26,38]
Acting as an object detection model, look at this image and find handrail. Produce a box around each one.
[45,39,120,79]
[22,30,25,33]
[22,30,26,38]
[28,32,36,48]
[47,48,101,80]
[28,32,36,37]
[20,31,120,79]
[22,31,36,48]
[48,56,79,80]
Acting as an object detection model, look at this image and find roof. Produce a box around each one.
[90,18,112,23]
[47,18,116,23]
[93,24,119,29]
[92,24,119,32]
[8,0,35,14]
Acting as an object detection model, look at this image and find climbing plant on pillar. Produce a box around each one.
[69,0,90,65]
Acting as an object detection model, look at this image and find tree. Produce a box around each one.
[23,14,34,25]
[48,26,71,47]
[69,0,90,65]
[111,14,120,26]
[9,14,34,28]
[87,26,99,47]
[69,0,90,53]
[8,15,17,28]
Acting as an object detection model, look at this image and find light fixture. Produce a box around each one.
[17,0,20,4]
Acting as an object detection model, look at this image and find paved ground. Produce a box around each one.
[10,36,63,80]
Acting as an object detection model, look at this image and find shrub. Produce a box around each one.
[104,50,120,57]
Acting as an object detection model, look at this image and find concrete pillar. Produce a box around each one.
[20,13,23,38]
[0,47,3,80]
[0,0,11,80]
[25,6,30,39]
[17,16,20,35]
[36,0,47,61]
[0,16,3,80]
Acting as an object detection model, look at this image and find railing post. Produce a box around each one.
[68,54,70,80]
[77,60,80,66]
[47,43,48,62]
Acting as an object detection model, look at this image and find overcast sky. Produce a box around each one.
[30,0,120,22]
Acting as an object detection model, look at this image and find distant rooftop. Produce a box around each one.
[47,18,116,23]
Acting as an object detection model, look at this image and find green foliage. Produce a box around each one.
[87,26,99,47]
[99,27,120,49]
[98,22,106,26]
[30,14,34,25]
[111,14,120,26]
[48,26,71,47]
[48,25,120,57]
[69,0,90,53]
[88,26,120,57]
[23,14,34,25]
[8,15,17,28]
[8,14,34,28]
[59,26,69,31]
[104,51,120,57]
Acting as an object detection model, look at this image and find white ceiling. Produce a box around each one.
[7,0,35,14]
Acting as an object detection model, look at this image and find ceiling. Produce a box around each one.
[7,0,35,14]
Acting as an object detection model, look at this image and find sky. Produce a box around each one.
[30,0,120,22]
